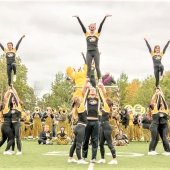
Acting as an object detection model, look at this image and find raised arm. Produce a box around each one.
[98,83,107,102]
[73,16,86,34]
[144,38,152,53]
[11,86,20,103]
[150,92,158,105]
[98,83,110,112]
[82,80,91,97]
[4,88,12,104]
[163,40,170,54]
[0,43,5,51]
[15,35,25,51]
[98,14,112,33]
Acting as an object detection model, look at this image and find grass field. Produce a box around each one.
[0,140,170,170]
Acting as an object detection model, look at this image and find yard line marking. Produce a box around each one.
[106,152,144,157]
[43,151,144,157]
[87,163,94,170]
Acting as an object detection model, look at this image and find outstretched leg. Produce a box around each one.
[86,51,93,80]
[12,63,17,82]
[7,64,12,86]
[93,50,101,80]
[154,66,159,87]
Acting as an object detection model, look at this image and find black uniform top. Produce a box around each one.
[144,39,170,66]
[3,112,12,123]
[85,32,99,51]
[151,53,163,66]
[76,16,106,51]
[120,112,129,127]
[5,49,17,65]
[142,116,152,129]
[101,110,110,122]
[86,97,99,119]
[0,37,24,64]
[11,109,21,122]
[77,101,88,124]
[78,111,88,124]
[133,115,139,125]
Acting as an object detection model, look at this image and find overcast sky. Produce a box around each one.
[0,0,170,97]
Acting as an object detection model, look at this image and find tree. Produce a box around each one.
[161,71,170,106]
[135,76,155,107]
[117,72,128,107]
[124,79,141,106]
[0,55,36,110]
[40,72,73,111]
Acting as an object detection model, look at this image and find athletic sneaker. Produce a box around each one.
[148,151,159,155]
[77,159,89,164]
[108,159,118,165]
[67,158,77,163]
[3,150,13,155]
[13,75,16,82]
[162,152,170,156]
[90,159,96,163]
[9,150,15,155]
[16,151,22,155]
[97,159,106,163]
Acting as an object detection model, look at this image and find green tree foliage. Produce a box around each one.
[161,71,170,106]
[31,69,170,111]
[117,72,128,107]
[40,72,73,111]
[0,55,36,110]
[134,76,155,107]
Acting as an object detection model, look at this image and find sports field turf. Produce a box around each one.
[0,140,170,170]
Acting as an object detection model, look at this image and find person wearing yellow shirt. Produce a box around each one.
[66,64,87,98]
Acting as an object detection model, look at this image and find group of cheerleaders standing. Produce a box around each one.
[0,14,170,161]
[68,14,170,165]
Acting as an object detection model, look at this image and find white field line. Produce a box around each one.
[87,163,94,170]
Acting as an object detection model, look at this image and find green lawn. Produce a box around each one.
[0,140,170,170]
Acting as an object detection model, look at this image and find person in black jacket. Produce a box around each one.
[120,109,129,137]
[38,125,53,145]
